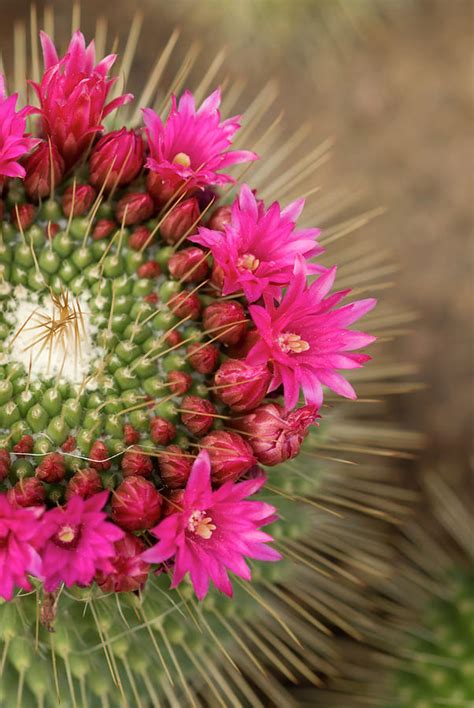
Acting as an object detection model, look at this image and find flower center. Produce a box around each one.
[172,152,191,168]
[53,523,82,550]
[187,510,216,540]
[237,253,260,272]
[278,332,310,354]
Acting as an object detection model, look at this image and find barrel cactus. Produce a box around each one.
[0,10,409,706]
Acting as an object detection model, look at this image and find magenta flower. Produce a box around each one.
[0,75,39,180]
[38,492,124,592]
[143,89,258,200]
[0,494,43,601]
[142,451,281,600]
[191,184,324,301]
[246,256,376,410]
[31,31,132,167]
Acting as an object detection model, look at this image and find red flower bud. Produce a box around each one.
[200,431,256,484]
[168,247,209,283]
[210,263,225,291]
[160,198,200,245]
[167,371,192,396]
[207,205,232,231]
[180,395,216,437]
[137,260,161,279]
[62,436,77,453]
[115,192,154,225]
[89,128,144,191]
[158,446,193,489]
[124,424,140,446]
[89,440,112,471]
[146,171,181,205]
[66,468,103,500]
[96,533,150,593]
[234,402,319,466]
[150,417,176,445]
[187,342,219,374]
[45,222,60,240]
[169,290,201,320]
[111,476,162,531]
[24,141,65,200]
[227,329,260,359]
[202,301,247,345]
[129,225,153,250]
[164,330,182,347]
[214,359,271,412]
[11,203,36,230]
[93,219,116,241]
[162,489,185,516]
[7,478,46,507]
[0,449,10,482]
[62,184,96,217]
[144,292,159,305]
[12,435,34,455]
[36,452,66,483]
[121,451,153,478]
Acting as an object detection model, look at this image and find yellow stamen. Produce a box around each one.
[172,152,191,167]
[278,332,310,354]
[187,510,216,540]
[237,253,260,272]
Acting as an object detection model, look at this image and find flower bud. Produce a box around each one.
[137,260,161,279]
[129,225,153,251]
[164,330,182,347]
[169,290,201,320]
[24,141,65,200]
[162,489,185,516]
[214,359,271,412]
[180,395,216,437]
[160,198,200,245]
[234,402,319,466]
[11,203,36,230]
[93,219,116,241]
[7,478,46,507]
[210,263,225,291]
[0,449,10,481]
[227,329,260,358]
[158,446,193,489]
[12,435,34,455]
[96,533,150,593]
[89,440,112,471]
[200,431,256,484]
[111,476,162,531]
[150,417,176,445]
[89,128,144,191]
[124,424,140,446]
[62,184,96,217]
[121,451,153,478]
[115,192,154,225]
[66,468,103,500]
[202,301,247,345]
[207,205,232,231]
[168,247,209,283]
[36,452,66,483]
[167,371,192,396]
[146,171,180,205]
[62,436,77,453]
[187,342,219,374]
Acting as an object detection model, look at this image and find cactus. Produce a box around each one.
[0,6,415,706]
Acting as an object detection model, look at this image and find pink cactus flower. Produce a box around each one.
[0,494,44,601]
[32,31,132,167]
[246,255,376,410]
[38,491,124,592]
[143,89,258,201]
[0,75,39,180]
[142,450,281,600]
[191,184,324,301]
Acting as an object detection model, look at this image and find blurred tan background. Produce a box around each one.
[0,0,472,470]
